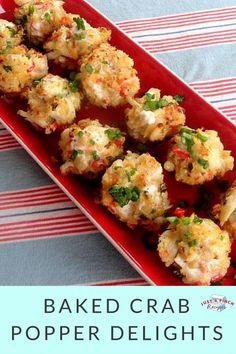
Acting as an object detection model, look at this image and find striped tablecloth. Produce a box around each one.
[0,0,235,285]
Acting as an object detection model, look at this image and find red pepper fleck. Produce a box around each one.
[172,147,190,160]
[174,207,186,218]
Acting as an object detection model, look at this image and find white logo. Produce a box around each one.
[201,295,234,311]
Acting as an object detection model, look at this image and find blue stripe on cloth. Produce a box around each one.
[132,22,236,39]
[0,149,53,192]
[0,207,77,219]
[0,234,140,285]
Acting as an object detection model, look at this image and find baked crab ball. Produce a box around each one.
[126,88,186,143]
[158,214,231,285]
[14,0,67,44]
[0,19,23,51]
[101,152,170,229]
[79,43,140,108]
[164,127,234,185]
[59,119,125,178]
[44,15,111,68]
[17,74,81,134]
[0,45,48,95]
[214,181,236,240]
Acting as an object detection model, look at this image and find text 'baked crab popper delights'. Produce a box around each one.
[79,43,140,108]
[101,152,170,230]
[164,126,234,185]
[214,181,236,240]
[60,119,125,178]
[0,19,23,51]
[126,88,186,143]
[17,74,82,134]
[44,14,111,68]
[0,45,48,95]
[14,0,67,45]
[158,214,231,285]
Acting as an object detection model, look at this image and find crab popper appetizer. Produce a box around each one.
[44,15,111,68]
[101,152,170,229]
[158,214,231,285]
[164,127,234,185]
[126,88,185,143]
[14,0,67,44]
[17,74,81,134]
[0,19,23,51]
[0,45,48,95]
[60,119,125,178]
[214,181,236,240]
[79,43,140,108]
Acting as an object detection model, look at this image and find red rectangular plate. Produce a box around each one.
[0,0,235,285]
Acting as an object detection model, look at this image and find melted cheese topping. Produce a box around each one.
[17,74,81,134]
[101,151,170,229]
[79,43,140,108]
[59,119,125,178]
[126,88,186,143]
[158,216,231,285]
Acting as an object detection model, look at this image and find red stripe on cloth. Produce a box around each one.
[117,7,236,26]
[0,184,59,197]
[0,227,97,243]
[0,189,65,202]
[140,28,236,46]
[0,197,71,211]
[145,36,236,53]
[0,221,95,237]
[91,279,148,286]
[190,77,236,87]
[120,13,236,33]
[0,213,86,228]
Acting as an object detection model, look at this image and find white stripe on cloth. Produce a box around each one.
[116,7,236,53]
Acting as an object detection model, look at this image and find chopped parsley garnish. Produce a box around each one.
[75,32,86,40]
[3,65,12,72]
[69,79,80,92]
[196,132,208,142]
[188,239,197,247]
[126,168,137,182]
[15,15,27,25]
[92,150,99,161]
[137,143,148,153]
[193,215,203,224]
[77,149,84,155]
[28,5,35,15]
[143,97,169,111]
[173,95,184,103]
[1,40,13,54]
[102,60,109,64]
[71,150,79,160]
[105,128,122,140]
[184,231,192,239]
[73,17,86,30]
[166,214,202,226]
[8,27,17,37]
[166,216,180,224]
[44,12,52,23]
[220,235,224,241]
[180,127,194,156]
[198,158,209,169]
[108,185,140,207]
[77,131,84,138]
[181,217,191,225]
[89,139,95,145]
[85,64,94,73]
